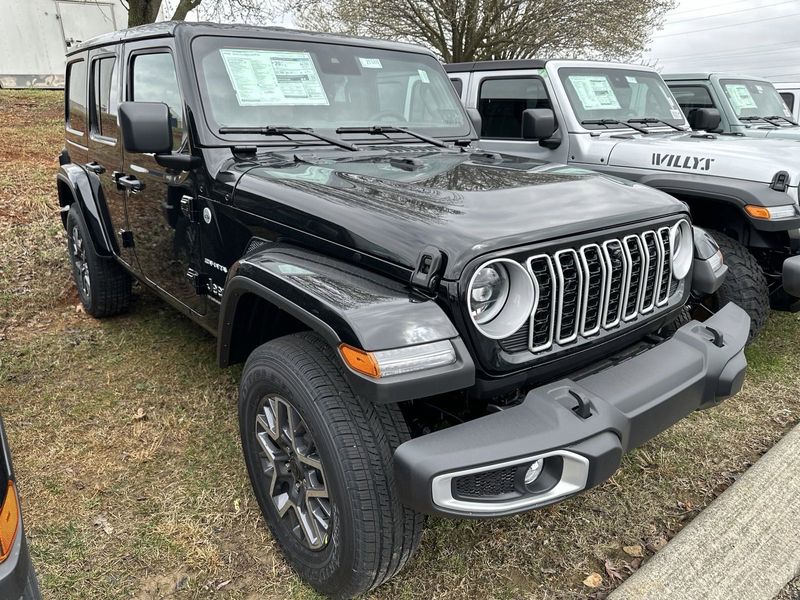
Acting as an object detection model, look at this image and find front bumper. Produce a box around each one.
[394,302,749,518]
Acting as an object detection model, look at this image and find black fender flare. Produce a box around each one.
[636,172,800,233]
[56,163,115,255]
[217,245,475,403]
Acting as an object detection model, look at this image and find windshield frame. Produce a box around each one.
[718,77,795,124]
[556,65,689,132]
[190,34,473,146]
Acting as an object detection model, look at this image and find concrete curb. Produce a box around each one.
[609,423,800,600]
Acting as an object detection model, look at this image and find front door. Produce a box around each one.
[121,43,205,314]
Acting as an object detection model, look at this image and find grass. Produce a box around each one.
[1,88,800,599]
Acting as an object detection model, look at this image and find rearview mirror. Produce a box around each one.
[522,108,557,140]
[466,108,482,136]
[687,108,721,132]
[118,101,173,155]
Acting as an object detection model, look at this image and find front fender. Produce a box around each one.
[637,172,800,233]
[218,245,475,402]
[56,163,114,254]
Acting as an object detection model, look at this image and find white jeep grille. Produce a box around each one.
[500,225,683,354]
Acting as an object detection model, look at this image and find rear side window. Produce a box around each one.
[67,60,87,133]
[478,77,551,139]
[91,56,119,139]
[780,92,795,111]
[669,85,715,117]
[130,52,185,142]
[450,78,463,96]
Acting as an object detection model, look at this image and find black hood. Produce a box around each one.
[231,148,685,279]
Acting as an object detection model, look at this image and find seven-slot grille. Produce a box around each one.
[500,225,680,354]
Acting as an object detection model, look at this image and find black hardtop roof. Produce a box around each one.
[444,59,548,73]
[67,21,433,56]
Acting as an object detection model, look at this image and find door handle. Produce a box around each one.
[116,174,144,193]
[84,161,105,175]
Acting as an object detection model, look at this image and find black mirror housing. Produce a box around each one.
[118,101,173,154]
[466,108,482,136]
[522,108,557,140]
[687,108,721,132]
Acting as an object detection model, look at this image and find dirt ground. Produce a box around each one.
[2,89,799,600]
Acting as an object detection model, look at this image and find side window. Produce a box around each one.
[67,60,87,133]
[669,85,715,117]
[450,78,463,97]
[130,52,184,145]
[478,77,551,139]
[780,92,795,111]
[91,56,119,139]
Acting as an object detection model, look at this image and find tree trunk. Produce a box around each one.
[127,0,163,27]
[171,0,203,20]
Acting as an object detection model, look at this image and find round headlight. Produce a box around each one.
[670,219,693,280]
[468,259,536,339]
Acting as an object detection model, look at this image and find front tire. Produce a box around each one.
[239,332,423,599]
[66,206,131,318]
[706,231,769,342]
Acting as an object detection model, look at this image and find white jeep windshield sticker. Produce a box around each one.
[359,57,383,69]
[219,49,329,106]
[724,84,758,112]
[568,75,621,110]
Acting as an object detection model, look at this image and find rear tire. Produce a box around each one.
[706,231,769,342]
[239,332,423,599]
[66,206,131,318]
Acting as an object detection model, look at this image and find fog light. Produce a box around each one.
[524,459,544,485]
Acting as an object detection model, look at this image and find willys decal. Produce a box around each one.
[652,153,715,171]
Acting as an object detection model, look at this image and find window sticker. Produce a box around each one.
[418,69,430,83]
[724,84,758,112]
[626,76,637,84]
[359,57,383,69]
[219,49,329,106]
[568,75,621,110]
[671,109,684,120]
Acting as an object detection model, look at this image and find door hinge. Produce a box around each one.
[411,245,445,291]
[180,195,199,223]
[186,268,211,295]
[120,230,134,248]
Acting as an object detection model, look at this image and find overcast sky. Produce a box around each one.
[644,0,800,81]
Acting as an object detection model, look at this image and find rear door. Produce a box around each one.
[65,55,89,165]
[86,45,135,267]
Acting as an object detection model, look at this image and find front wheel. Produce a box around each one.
[706,231,769,342]
[239,332,423,599]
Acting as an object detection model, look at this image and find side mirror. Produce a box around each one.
[522,108,557,140]
[466,108,482,136]
[118,101,173,154]
[687,108,721,132]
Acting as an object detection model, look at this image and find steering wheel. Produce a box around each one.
[370,111,407,123]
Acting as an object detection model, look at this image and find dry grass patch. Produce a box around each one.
[1,89,799,599]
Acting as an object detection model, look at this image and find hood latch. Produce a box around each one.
[771,170,790,192]
[411,246,445,291]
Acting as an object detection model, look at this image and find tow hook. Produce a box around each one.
[705,325,725,348]
[569,389,592,419]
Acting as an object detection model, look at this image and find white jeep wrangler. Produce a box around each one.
[447,59,800,339]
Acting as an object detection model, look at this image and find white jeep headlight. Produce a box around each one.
[468,258,536,339]
[670,219,693,280]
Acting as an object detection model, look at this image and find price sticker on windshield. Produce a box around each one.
[568,75,622,110]
[724,84,758,112]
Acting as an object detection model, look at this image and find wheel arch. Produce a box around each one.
[56,164,114,255]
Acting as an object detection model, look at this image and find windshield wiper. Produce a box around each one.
[764,114,799,126]
[580,119,650,134]
[627,117,686,132]
[335,125,449,148]
[218,125,360,151]
[739,115,784,127]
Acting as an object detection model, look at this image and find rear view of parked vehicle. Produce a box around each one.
[56,23,752,598]
[448,59,800,339]
[665,73,800,140]
[0,419,41,600]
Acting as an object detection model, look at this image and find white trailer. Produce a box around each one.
[0,0,128,88]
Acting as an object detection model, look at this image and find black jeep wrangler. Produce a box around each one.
[57,22,749,598]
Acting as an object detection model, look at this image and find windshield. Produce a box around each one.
[558,67,687,130]
[719,79,793,121]
[191,35,471,141]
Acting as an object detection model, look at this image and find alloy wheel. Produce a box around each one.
[254,395,331,550]
[71,226,91,298]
